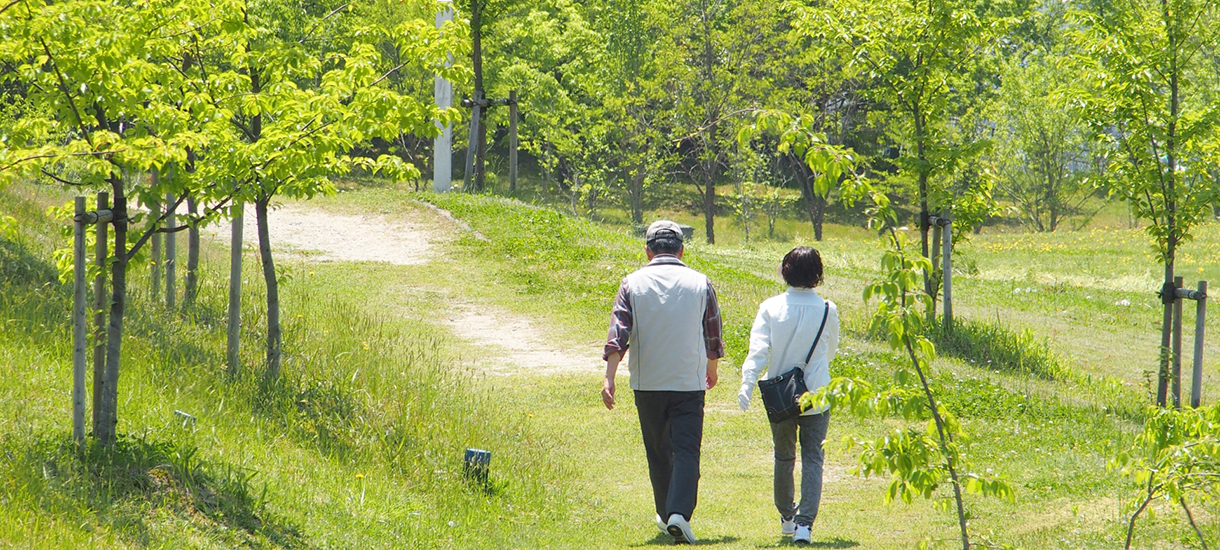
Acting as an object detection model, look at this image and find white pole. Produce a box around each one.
[1191,281,1207,408]
[227,202,244,375]
[433,1,454,193]
[942,213,952,331]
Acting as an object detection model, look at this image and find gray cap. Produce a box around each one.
[645,220,684,243]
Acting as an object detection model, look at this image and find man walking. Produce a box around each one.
[602,220,724,544]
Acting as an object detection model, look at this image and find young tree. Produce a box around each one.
[798,0,1004,307]
[0,0,239,445]
[485,0,605,205]
[1068,0,1220,406]
[194,0,463,380]
[746,110,1014,550]
[770,2,873,241]
[667,0,737,244]
[592,0,669,224]
[990,55,1099,232]
[0,0,464,445]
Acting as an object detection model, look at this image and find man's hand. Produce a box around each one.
[603,351,621,410]
[737,383,751,411]
[705,358,719,390]
[602,377,616,410]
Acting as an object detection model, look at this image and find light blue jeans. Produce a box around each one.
[770,411,830,526]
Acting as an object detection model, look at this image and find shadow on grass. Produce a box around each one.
[0,234,71,351]
[0,231,367,463]
[2,433,310,548]
[753,536,859,548]
[636,533,742,546]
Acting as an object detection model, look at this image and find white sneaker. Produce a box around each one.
[655,514,667,534]
[793,524,812,545]
[666,513,697,544]
[781,516,796,535]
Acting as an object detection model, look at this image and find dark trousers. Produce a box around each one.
[634,390,705,521]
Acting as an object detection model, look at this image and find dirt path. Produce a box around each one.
[200,203,435,265]
[205,202,599,375]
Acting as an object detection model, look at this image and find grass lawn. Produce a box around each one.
[2,181,1217,548]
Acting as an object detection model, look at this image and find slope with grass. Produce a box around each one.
[2,181,1215,548]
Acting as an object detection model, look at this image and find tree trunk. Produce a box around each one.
[165,192,176,310]
[699,2,718,245]
[184,195,200,306]
[149,187,161,301]
[914,105,935,319]
[703,161,716,244]
[98,178,128,446]
[792,153,823,241]
[630,166,644,224]
[812,193,825,241]
[255,197,282,381]
[1157,30,1180,407]
[92,192,108,433]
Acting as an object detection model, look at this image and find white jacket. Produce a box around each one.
[739,287,839,414]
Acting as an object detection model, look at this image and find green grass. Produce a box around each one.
[0,184,576,549]
[4,180,1220,548]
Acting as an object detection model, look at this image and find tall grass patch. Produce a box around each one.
[932,318,1070,381]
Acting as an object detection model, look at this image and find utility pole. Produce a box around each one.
[470,0,486,191]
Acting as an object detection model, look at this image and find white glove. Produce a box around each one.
[738,384,752,411]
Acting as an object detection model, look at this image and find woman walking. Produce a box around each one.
[737,246,839,545]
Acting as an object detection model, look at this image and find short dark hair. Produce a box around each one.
[647,236,683,255]
[781,246,824,288]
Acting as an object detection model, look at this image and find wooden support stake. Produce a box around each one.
[464,92,482,192]
[72,197,87,445]
[1192,281,1207,408]
[92,192,108,432]
[942,210,952,331]
[509,90,518,193]
[227,202,244,376]
[1173,276,1184,409]
[165,193,176,310]
[1158,276,1175,407]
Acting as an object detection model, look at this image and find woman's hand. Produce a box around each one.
[737,383,751,411]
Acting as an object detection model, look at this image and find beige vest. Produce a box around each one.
[625,260,709,392]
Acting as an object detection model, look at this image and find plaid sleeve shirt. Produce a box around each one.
[603,275,725,361]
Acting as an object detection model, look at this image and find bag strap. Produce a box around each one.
[803,302,831,365]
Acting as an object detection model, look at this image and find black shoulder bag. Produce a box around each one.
[757,302,830,424]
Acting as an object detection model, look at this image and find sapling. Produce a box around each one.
[741,109,1014,549]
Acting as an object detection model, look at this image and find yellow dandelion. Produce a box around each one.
[355,473,365,480]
